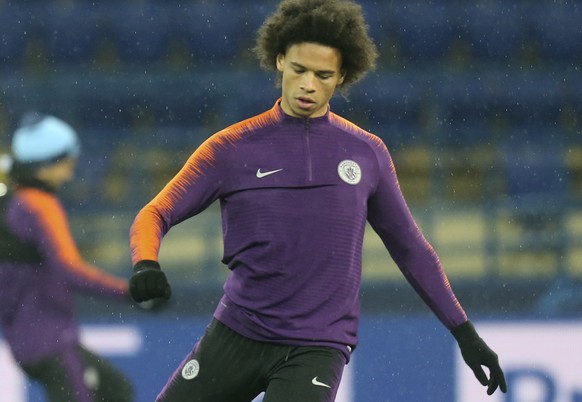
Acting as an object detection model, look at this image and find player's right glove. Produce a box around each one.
[452,320,507,396]
[129,260,172,302]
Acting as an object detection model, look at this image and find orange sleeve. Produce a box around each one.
[129,111,277,266]
[129,132,227,265]
[20,189,128,294]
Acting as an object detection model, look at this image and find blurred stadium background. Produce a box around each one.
[1,1,582,401]
[1,0,581,316]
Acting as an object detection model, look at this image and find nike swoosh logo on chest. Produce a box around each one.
[256,168,283,178]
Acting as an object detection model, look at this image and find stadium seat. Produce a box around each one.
[0,4,30,69]
[495,131,568,278]
[41,3,102,65]
[176,2,244,64]
[346,73,424,144]
[437,72,490,147]
[530,3,582,62]
[461,2,526,62]
[386,1,458,62]
[501,131,568,212]
[222,70,280,123]
[106,3,172,63]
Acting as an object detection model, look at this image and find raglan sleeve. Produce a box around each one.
[129,134,226,266]
[366,140,468,329]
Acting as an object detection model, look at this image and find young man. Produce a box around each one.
[129,0,506,401]
[0,114,134,402]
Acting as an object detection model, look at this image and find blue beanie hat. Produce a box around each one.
[11,114,80,164]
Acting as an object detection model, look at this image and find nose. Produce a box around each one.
[299,72,316,92]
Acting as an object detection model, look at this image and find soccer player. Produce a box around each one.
[128,0,507,401]
[0,114,134,402]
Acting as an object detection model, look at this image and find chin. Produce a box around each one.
[297,107,320,118]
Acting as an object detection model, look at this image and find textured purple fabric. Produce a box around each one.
[130,101,467,360]
[0,188,128,364]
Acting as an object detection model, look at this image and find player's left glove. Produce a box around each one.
[129,260,172,302]
[451,320,507,396]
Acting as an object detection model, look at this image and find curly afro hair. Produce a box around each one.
[254,0,378,91]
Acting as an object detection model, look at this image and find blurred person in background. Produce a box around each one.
[0,113,134,402]
[128,0,506,401]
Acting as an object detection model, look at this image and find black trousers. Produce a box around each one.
[157,319,346,402]
[21,345,133,402]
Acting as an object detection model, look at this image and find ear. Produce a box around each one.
[276,54,285,72]
[338,71,346,85]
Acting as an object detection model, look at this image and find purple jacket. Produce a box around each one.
[0,186,128,364]
[130,100,467,360]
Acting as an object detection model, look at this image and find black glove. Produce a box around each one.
[129,260,172,302]
[452,320,507,396]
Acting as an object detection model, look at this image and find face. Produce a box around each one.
[36,157,77,189]
[277,42,345,118]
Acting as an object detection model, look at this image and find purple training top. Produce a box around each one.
[0,186,128,364]
[130,100,467,361]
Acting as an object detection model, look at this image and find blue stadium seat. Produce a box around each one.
[462,3,526,62]
[359,2,394,45]
[530,3,582,62]
[106,3,172,63]
[76,99,132,130]
[41,3,101,65]
[386,1,458,61]
[438,73,489,144]
[151,93,223,128]
[343,73,424,145]
[0,5,29,69]
[235,2,276,43]
[490,72,564,130]
[176,2,244,64]
[222,70,280,122]
[502,130,568,205]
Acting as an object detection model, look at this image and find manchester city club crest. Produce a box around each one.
[337,160,362,185]
[181,359,200,380]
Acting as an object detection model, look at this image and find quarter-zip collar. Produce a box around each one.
[272,98,331,126]
[271,98,324,182]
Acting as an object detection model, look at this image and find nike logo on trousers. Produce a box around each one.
[311,377,331,388]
